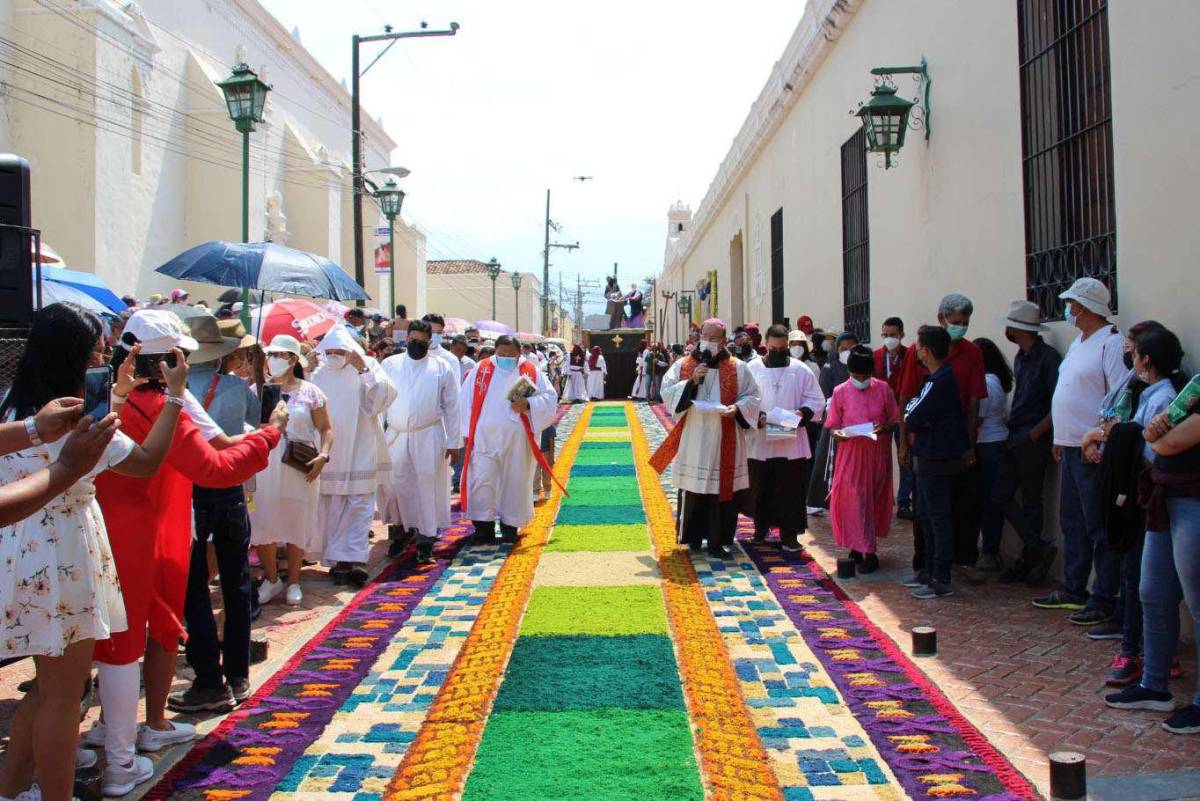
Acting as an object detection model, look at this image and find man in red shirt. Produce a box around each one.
[897,294,988,572]
[874,316,913,516]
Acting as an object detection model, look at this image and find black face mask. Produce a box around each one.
[765,349,789,368]
[407,340,429,360]
[1123,350,1134,370]
[1004,329,1020,345]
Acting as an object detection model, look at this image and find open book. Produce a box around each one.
[507,375,538,403]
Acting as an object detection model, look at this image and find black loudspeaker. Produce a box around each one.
[0,154,32,327]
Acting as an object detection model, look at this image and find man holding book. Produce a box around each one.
[459,335,561,544]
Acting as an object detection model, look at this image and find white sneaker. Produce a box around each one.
[76,747,98,769]
[285,583,303,606]
[257,578,284,605]
[807,506,826,517]
[81,720,106,748]
[102,755,154,797]
[136,721,197,752]
[7,784,41,801]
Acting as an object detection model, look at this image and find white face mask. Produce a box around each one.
[882,337,900,351]
[839,350,851,365]
[789,346,804,359]
[822,340,834,354]
[267,355,293,378]
[324,354,348,370]
[699,340,718,355]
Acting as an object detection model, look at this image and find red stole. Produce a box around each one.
[649,356,739,501]
[460,358,567,511]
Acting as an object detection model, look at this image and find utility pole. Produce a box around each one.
[575,274,583,334]
[542,188,580,336]
[352,22,459,301]
[558,269,565,338]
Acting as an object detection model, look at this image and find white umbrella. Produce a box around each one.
[37,279,114,317]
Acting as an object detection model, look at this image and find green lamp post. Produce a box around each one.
[374,178,406,319]
[486,258,502,320]
[216,62,271,327]
[511,270,523,332]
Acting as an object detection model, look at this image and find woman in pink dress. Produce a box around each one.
[825,345,899,572]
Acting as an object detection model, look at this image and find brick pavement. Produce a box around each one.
[800,512,1200,799]
[0,525,399,796]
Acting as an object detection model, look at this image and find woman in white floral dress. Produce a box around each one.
[0,303,187,801]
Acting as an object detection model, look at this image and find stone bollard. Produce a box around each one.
[911,626,937,657]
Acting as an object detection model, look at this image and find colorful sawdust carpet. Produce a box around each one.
[149,401,1036,801]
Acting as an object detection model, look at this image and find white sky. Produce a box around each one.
[260,0,801,313]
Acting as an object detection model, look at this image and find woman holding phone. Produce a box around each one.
[0,302,186,801]
[88,309,286,797]
[251,334,332,607]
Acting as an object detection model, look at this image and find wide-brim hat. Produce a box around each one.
[217,319,258,350]
[997,300,1049,333]
[186,314,243,364]
[264,334,309,368]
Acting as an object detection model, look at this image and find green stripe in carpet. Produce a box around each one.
[519,585,667,636]
[546,524,650,552]
[554,505,645,525]
[461,709,702,801]
[571,449,635,465]
[589,419,631,427]
[493,634,684,711]
[575,440,630,449]
[560,488,642,508]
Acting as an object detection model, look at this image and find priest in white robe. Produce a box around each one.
[460,335,559,544]
[313,324,397,586]
[563,344,588,403]
[746,324,826,552]
[422,313,460,531]
[380,320,461,565]
[651,319,760,559]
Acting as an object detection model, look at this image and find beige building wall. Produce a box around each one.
[0,0,424,312]
[663,0,1196,359]
[426,270,543,334]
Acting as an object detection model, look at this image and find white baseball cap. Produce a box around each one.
[119,309,199,354]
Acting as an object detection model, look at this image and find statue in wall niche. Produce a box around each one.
[265,190,289,243]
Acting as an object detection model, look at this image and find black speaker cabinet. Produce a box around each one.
[0,155,33,326]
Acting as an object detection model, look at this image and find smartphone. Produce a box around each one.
[83,365,111,419]
[260,383,282,425]
[133,351,177,380]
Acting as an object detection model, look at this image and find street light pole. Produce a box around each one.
[512,271,523,332]
[352,23,459,301]
[372,178,405,316]
[486,258,501,320]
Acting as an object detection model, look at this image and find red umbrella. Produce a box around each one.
[251,299,338,344]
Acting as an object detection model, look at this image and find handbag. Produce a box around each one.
[282,438,320,474]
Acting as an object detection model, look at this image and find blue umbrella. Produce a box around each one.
[155,241,369,301]
[38,265,125,312]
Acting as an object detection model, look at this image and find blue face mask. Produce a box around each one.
[850,377,871,390]
[1064,303,1078,327]
[946,324,969,341]
[495,355,518,371]
[431,333,443,347]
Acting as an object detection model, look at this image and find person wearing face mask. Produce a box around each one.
[788,330,819,379]
[650,319,761,559]
[805,332,860,515]
[459,335,561,545]
[990,300,1062,586]
[311,326,397,587]
[903,326,970,599]
[378,321,461,565]
[247,335,333,609]
[587,345,607,400]
[746,325,825,552]
[874,317,914,519]
[1032,277,1125,621]
[896,293,988,577]
[422,313,460,540]
[825,345,900,572]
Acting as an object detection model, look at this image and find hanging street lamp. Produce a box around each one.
[373,177,406,318]
[853,58,930,169]
[486,258,502,320]
[511,270,523,332]
[216,62,271,327]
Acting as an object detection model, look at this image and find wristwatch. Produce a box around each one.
[24,417,42,446]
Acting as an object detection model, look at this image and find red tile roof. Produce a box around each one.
[426,259,494,275]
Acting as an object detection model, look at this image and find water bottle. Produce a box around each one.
[1111,388,1134,423]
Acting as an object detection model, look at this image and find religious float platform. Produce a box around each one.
[147,402,1037,801]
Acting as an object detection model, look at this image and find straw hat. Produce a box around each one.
[997,300,1049,333]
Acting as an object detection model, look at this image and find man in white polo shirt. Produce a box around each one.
[1033,277,1126,625]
